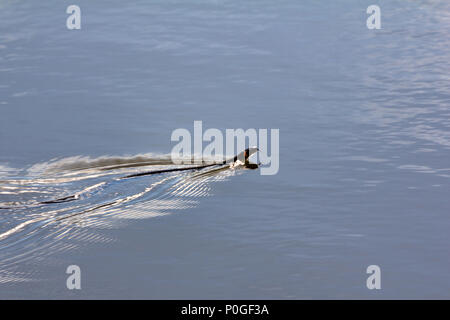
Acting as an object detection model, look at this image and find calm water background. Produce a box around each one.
[0,0,449,298]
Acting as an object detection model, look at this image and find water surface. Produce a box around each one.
[1,0,449,298]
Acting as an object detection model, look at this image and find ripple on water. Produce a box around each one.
[0,153,250,282]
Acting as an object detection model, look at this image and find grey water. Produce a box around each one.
[0,0,449,299]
